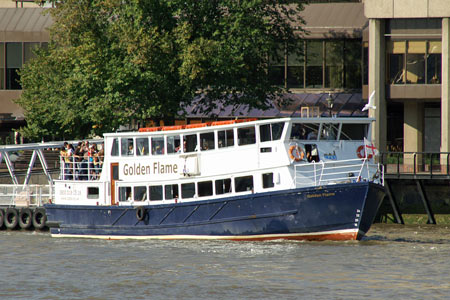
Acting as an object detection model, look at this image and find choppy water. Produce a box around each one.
[1,224,450,300]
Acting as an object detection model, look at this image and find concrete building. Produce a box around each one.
[364,0,449,165]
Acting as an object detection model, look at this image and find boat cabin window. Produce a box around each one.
[235,175,254,192]
[198,181,213,197]
[290,123,319,140]
[184,134,198,153]
[260,122,285,142]
[111,138,119,156]
[320,123,338,140]
[340,124,368,140]
[262,173,274,188]
[134,186,147,201]
[215,178,232,195]
[200,132,215,151]
[151,137,165,155]
[238,126,256,146]
[136,138,149,156]
[121,138,134,156]
[218,129,234,148]
[304,144,320,162]
[149,185,163,201]
[181,183,195,199]
[167,135,181,154]
[119,186,132,202]
[87,187,99,199]
[165,184,179,200]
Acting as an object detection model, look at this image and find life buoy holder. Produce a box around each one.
[289,145,304,162]
[136,206,147,221]
[356,145,373,160]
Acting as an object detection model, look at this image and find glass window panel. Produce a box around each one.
[119,186,132,202]
[306,40,323,88]
[198,181,213,197]
[428,41,442,54]
[406,54,425,84]
[215,178,232,195]
[262,173,274,189]
[149,185,163,201]
[235,176,254,193]
[111,138,119,156]
[151,136,165,155]
[344,40,362,89]
[181,183,195,199]
[165,184,179,200]
[238,126,256,145]
[136,137,149,156]
[340,124,368,140]
[0,43,4,89]
[325,40,343,88]
[287,50,304,88]
[320,123,339,140]
[388,41,406,54]
[389,54,405,84]
[134,186,147,201]
[200,132,215,151]
[272,122,284,140]
[167,135,181,154]
[87,187,99,199]
[121,138,134,156]
[427,53,441,84]
[183,134,198,153]
[6,42,22,90]
[260,124,271,142]
[24,42,39,63]
[408,41,426,54]
[218,129,234,148]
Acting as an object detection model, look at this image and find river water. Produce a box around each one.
[1,224,450,300]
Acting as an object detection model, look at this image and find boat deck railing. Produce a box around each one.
[294,158,383,188]
[60,156,104,181]
[0,184,53,207]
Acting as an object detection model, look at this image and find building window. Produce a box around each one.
[0,43,4,89]
[387,40,440,85]
[306,40,323,88]
[287,44,304,88]
[427,41,441,84]
[325,40,343,88]
[344,40,362,89]
[268,49,285,87]
[24,42,40,64]
[6,42,22,90]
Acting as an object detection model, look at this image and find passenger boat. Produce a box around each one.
[45,116,385,241]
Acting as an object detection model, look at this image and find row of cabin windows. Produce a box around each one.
[118,173,274,202]
[111,123,284,157]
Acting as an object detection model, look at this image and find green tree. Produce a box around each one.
[16,0,305,140]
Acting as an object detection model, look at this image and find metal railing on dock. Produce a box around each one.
[381,151,450,178]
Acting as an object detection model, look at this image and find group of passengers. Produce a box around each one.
[60,141,104,180]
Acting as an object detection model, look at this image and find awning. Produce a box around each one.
[184,93,368,119]
[0,8,52,42]
[298,3,368,39]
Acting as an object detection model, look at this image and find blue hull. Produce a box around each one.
[45,182,385,241]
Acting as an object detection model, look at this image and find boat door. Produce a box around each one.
[110,163,119,205]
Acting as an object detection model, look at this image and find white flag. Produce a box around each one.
[364,137,379,158]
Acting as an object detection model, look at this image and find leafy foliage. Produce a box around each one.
[16,0,305,140]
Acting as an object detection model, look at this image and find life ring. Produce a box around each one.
[136,206,147,221]
[4,208,18,229]
[32,208,47,230]
[289,145,304,162]
[356,145,372,160]
[19,208,33,230]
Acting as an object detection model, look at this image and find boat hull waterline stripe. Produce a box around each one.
[51,229,362,241]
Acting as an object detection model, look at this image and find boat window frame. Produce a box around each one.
[215,178,232,195]
[166,135,181,155]
[234,175,254,193]
[217,129,235,149]
[151,136,165,155]
[87,187,99,199]
[134,186,147,201]
[149,185,163,201]
[121,138,135,157]
[136,137,149,156]
[237,126,256,146]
